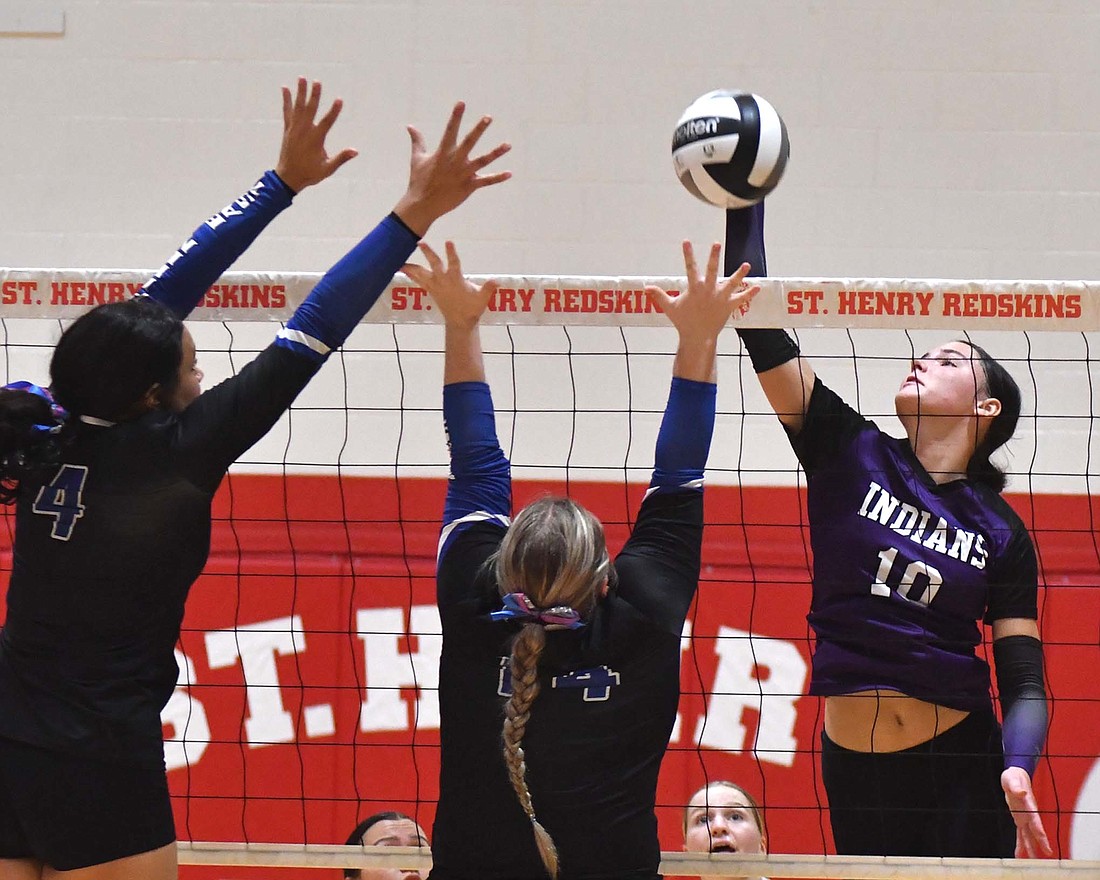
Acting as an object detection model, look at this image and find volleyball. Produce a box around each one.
[672,89,790,209]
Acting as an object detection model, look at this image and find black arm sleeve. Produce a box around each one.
[613,489,703,637]
[994,635,1047,776]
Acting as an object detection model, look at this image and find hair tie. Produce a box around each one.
[2,381,69,435]
[490,592,585,630]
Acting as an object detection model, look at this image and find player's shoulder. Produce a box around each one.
[971,480,1030,534]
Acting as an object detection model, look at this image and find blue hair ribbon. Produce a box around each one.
[2,381,68,435]
[489,592,586,630]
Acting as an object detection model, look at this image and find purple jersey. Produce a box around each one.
[788,379,1038,713]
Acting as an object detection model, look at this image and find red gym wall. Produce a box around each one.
[2,474,1097,874]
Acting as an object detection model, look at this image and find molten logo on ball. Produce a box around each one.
[671,89,790,209]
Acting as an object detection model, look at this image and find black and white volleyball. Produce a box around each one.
[672,90,790,209]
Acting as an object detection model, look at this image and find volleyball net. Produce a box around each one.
[1,269,1099,879]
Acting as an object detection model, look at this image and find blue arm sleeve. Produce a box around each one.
[437,382,511,562]
[276,213,419,362]
[649,377,716,494]
[141,170,295,318]
[995,635,1048,777]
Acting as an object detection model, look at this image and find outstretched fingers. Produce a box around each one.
[681,240,700,281]
[392,104,511,234]
[643,285,673,313]
[282,85,293,129]
[406,125,427,160]
[456,114,493,159]
[305,78,322,118]
[274,76,359,191]
[316,96,344,137]
[420,240,447,274]
[471,141,513,172]
[402,241,495,328]
[702,242,721,290]
[438,101,466,151]
[444,241,465,275]
[720,261,758,311]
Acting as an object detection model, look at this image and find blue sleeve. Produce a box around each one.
[141,170,295,318]
[648,377,716,495]
[275,214,419,362]
[437,382,511,563]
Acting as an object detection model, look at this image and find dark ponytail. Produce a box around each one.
[1,298,184,503]
[965,341,1021,493]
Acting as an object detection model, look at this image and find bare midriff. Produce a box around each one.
[825,690,970,752]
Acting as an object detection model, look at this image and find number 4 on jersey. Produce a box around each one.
[32,464,89,541]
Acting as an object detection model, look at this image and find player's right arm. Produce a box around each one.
[723,203,816,433]
[403,241,511,609]
[141,78,357,318]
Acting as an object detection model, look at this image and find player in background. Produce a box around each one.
[0,83,509,880]
[682,780,767,880]
[725,203,1051,859]
[343,811,429,880]
[404,238,757,879]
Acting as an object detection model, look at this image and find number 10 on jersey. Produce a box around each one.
[870,546,943,607]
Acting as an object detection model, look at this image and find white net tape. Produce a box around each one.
[1,268,1097,330]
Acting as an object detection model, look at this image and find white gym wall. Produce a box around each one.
[0,1,1096,280]
[0,1,1097,490]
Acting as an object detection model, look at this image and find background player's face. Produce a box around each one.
[163,326,203,412]
[357,818,429,880]
[683,784,765,860]
[894,341,990,421]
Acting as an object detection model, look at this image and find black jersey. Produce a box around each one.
[0,168,426,769]
[789,378,1038,712]
[0,345,319,766]
[430,382,706,880]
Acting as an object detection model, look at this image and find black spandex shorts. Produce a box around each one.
[821,709,1016,857]
[0,737,175,870]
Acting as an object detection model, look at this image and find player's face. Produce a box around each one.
[164,327,203,412]
[683,784,765,862]
[895,341,990,420]
[357,819,429,880]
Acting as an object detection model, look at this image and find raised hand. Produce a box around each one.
[644,243,759,382]
[403,241,497,330]
[647,242,759,340]
[274,77,359,193]
[393,102,511,236]
[1002,767,1053,859]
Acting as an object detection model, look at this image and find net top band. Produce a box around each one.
[2,269,1097,331]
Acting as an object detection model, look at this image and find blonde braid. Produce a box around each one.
[494,497,610,879]
[502,623,559,878]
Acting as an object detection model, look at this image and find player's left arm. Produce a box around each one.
[988,522,1053,859]
[142,78,356,318]
[401,241,512,606]
[993,616,1053,859]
